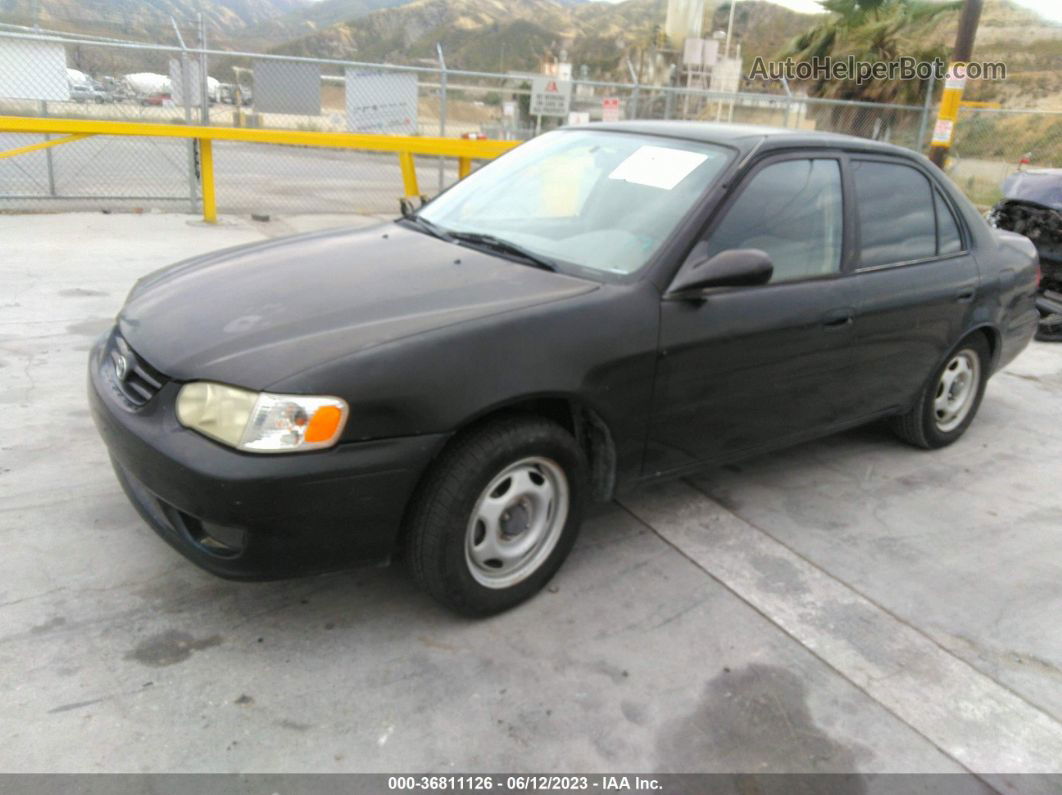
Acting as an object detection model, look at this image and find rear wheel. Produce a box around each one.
[890,334,990,449]
[406,414,587,616]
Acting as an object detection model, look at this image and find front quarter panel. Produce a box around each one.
[268,281,662,489]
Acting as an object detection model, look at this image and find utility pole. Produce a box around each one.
[928,0,983,167]
[724,0,737,60]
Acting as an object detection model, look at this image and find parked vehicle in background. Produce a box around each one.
[89,123,1039,616]
[69,83,92,103]
[99,76,131,103]
[68,79,111,103]
[989,167,1062,341]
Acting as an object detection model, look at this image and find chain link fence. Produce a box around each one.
[948,107,1062,208]
[0,27,1058,217]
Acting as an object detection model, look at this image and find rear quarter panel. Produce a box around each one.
[934,168,1038,372]
[973,228,1040,372]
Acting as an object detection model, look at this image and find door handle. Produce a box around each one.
[955,287,976,303]
[822,308,854,329]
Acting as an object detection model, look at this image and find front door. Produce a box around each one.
[645,155,860,475]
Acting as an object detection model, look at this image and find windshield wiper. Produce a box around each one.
[448,232,558,272]
[398,213,454,243]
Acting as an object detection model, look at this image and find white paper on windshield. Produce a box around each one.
[608,145,708,190]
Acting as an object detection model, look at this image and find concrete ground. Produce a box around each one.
[0,213,1060,788]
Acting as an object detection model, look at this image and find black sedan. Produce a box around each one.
[89,122,1039,615]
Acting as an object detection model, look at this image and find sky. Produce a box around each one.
[587,0,1062,24]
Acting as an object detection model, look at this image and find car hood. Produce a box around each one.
[119,223,597,389]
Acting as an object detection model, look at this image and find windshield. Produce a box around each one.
[418,129,731,276]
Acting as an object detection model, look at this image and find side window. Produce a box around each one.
[853,160,935,268]
[935,189,963,255]
[705,158,843,283]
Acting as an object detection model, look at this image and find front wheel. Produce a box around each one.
[405,415,587,616]
[890,334,990,449]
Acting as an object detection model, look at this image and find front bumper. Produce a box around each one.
[89,329,448,580]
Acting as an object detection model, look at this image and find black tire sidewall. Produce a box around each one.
[919,335,990,447]
[424,418,587,616]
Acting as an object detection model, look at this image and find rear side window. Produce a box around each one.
[853,160,935,268]
[705,158,843,283]
[935,190,963,255]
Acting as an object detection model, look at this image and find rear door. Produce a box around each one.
[645,153,861,475]
[843,156,981,417]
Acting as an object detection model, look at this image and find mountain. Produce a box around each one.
[0,0,311,44]
[1,0,1057,105]
[273,0,579,66]
[923,0,1062,106]
[270,0,820,79]
[243,0,415,44]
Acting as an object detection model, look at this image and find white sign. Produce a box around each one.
[530,77,571,118]
[567,111,590,125]
[702,39,719,67]
[0,39,69,101]
[609,145,708,190]
[345,71,418,134]
[683,38,718,68]
[931,119,955,145]
[254,60,320,116]
[709,57,742,94]
[601,97,621,123]
[502,100,516,118]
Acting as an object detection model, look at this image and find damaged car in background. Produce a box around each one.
[989,167,1062,341]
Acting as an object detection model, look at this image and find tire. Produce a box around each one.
[890,333,990,449]
[405,414,587,616]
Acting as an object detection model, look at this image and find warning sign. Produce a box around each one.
[530,77,572,118]
[601,97,621,123]
[930,119,955,146]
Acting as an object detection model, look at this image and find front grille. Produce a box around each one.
[105,332,169,408]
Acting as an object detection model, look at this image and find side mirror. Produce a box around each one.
[667,248,773,297]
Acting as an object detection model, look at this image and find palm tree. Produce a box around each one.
[780,0,959,140]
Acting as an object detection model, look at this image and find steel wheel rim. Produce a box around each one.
[933,348,980,432]
[465,456,569,589]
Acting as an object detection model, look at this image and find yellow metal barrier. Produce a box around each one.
[0,116,520,223]
[199,138,217,224]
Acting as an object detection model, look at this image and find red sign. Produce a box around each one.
[602,97,621,123]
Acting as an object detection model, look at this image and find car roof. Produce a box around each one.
[581,120,919,160]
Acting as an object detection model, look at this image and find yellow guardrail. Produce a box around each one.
[0,116,521,223]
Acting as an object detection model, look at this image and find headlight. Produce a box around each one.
[176,381,348,453]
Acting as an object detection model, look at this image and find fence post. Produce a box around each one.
[40,99,56,196]
[437,43,447,194]
[198,13,210,126]
[171,18,199,214]
[399,151,420,197]
[625,57,640,120]
[199,138,216,223]
[916,70,937,153]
